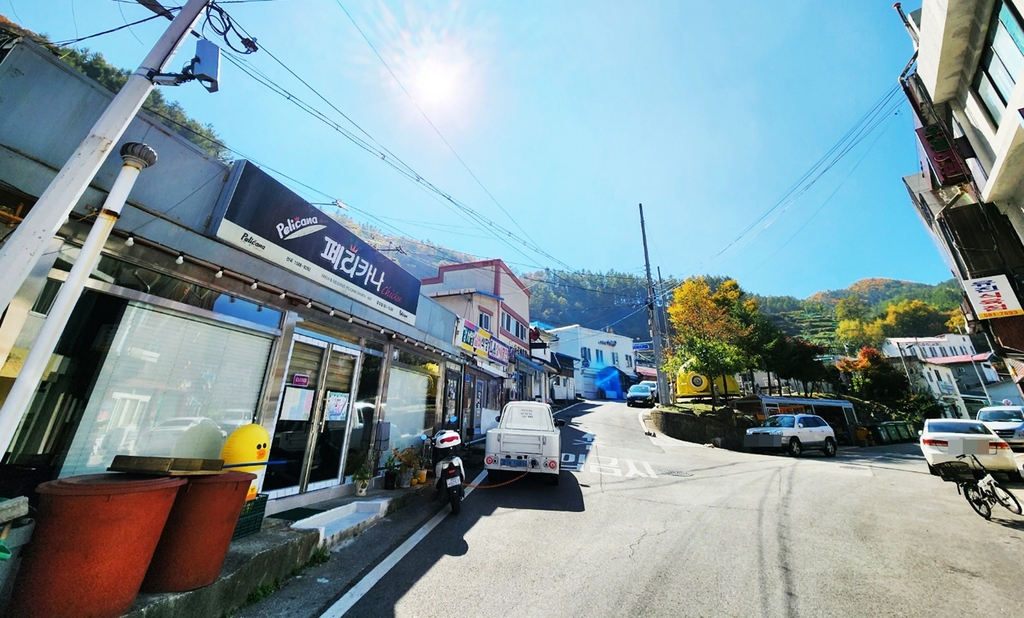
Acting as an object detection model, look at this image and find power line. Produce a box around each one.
[51,11,171,46]
[334,1,544,254]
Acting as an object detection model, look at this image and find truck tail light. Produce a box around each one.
[485,456,494,465]
[547,460,557,469]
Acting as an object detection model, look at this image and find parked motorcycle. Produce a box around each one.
[433,429,466,514]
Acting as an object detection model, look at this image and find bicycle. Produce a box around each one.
[934,454,1023,520]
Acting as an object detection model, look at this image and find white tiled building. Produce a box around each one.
[547,325,636,399]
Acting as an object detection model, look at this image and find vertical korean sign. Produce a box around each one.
[213,162,419,324]
[964,275,1024,319]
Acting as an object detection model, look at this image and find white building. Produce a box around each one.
[881,335,999,417]
[896,1,1024,404]
[879,334,977,361]
[547,325,636,399]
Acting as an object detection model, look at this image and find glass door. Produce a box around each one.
[264,338,325,494]
[306,345,359,491]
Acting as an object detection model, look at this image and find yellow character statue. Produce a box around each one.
[221,423,271,500]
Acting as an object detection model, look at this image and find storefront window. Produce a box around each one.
[58,301,273,477]
[346,352,381,475]
[383,350,439,454]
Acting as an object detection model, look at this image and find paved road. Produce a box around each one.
[328,400,1024,617]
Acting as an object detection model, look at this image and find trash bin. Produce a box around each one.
[870,424,890,444]
[9,474,185,618]
[141,471,256,592]
[883,423,901,443]
[894,423,911,441]
[0,518,35,611]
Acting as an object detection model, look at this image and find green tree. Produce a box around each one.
[835,296,868,321]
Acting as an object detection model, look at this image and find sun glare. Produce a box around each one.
[414,57,460,108]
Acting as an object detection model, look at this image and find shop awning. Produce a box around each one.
[515,353,546,373]
[472,362,507,379]
[635,366,657,379]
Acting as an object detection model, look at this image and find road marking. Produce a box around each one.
[572,433,598,450]
[319,469,488,618]
[560,453,657,478]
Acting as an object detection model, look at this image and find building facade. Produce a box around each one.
[0,37,463,515]
[896,1,1024,403]
[880,335,999,416]
[547,325,636,399]
[420,259,544,438]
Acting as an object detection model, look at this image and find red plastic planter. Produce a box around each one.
[141,471,256,592]
[10,474,186,618]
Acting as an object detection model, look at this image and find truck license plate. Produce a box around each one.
[446,477,461,488]
[502,459,527,468]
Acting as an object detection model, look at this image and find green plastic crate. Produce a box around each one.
[232,494,268,541]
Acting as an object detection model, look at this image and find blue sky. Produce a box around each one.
[5,1,945,299]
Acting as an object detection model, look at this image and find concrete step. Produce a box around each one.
[291,499,391,548]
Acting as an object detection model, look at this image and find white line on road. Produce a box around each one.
[637,409,657,444]
[319,469,488,618]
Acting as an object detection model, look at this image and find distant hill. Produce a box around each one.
[804,278,961,311]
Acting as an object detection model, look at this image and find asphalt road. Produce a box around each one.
[323,400,1024,617]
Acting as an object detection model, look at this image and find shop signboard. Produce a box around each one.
[632,341,652,351]
[456,318,511,366]
[214,162,420,325]
[963,275,1024,320]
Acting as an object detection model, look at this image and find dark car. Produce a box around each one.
[626,384,655,407]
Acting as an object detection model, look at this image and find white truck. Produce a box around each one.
[484,401,565,485]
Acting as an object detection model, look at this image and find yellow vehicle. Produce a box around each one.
[676,371,741,399]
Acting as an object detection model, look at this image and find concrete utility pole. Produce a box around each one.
[0,144,158,454]
[0,0,209,315]
[639,204,669,403]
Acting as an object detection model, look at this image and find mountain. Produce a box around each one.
[803,278,961,311]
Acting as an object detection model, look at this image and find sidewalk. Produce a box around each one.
[123,446,486,618]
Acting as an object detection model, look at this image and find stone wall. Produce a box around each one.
[649,408,752,450]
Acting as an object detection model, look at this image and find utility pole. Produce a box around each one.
[0,0,209,315]
[656,266,672,403]
[639,204,669,403]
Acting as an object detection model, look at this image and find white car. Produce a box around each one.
[976,406,1024,451]
[744,414,837,457]
[639,380,659,402]
[919,418,1018,477]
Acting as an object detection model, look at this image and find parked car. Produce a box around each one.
[976,406,1024,451]
[919,418,1018,477]
[744,414,837,457]
[639,380,659,402]
[626,384,655,407]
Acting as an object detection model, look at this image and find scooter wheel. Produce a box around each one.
[450,487,462,514]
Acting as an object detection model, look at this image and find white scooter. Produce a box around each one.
[433,429,466,514]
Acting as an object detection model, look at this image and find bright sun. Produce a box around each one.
[414,58,460,109]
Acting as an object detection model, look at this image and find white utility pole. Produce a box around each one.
[0,0,209,315]
[0,144,158,454]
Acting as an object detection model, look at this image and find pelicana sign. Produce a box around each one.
[214,162,420,324]
[457,318,511,366]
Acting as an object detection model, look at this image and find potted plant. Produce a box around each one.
[383,453,399,490]
[397,447,418,488]
[415,450,430,485]
[352,461,372,497]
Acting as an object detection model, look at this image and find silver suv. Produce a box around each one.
[744,414,838,457]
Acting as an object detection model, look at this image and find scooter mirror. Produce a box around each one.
[419,434,428,441]
[449,416,458,424]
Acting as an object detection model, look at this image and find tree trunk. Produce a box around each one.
[721,374,729,404]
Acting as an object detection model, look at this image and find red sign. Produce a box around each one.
[915,124,968,186]
[292,374,310,387]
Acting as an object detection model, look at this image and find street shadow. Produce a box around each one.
[342,424,588,618]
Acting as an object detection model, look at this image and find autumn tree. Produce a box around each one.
[667,277,753,404]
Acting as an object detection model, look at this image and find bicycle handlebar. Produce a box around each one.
[955,452,988,471]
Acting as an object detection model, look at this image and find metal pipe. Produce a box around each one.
[0,144,157,454]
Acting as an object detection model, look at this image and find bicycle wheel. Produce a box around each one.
[963,484,992,520]
[992,482,1023,515]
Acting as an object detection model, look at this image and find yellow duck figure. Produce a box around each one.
[221,423,271,500]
